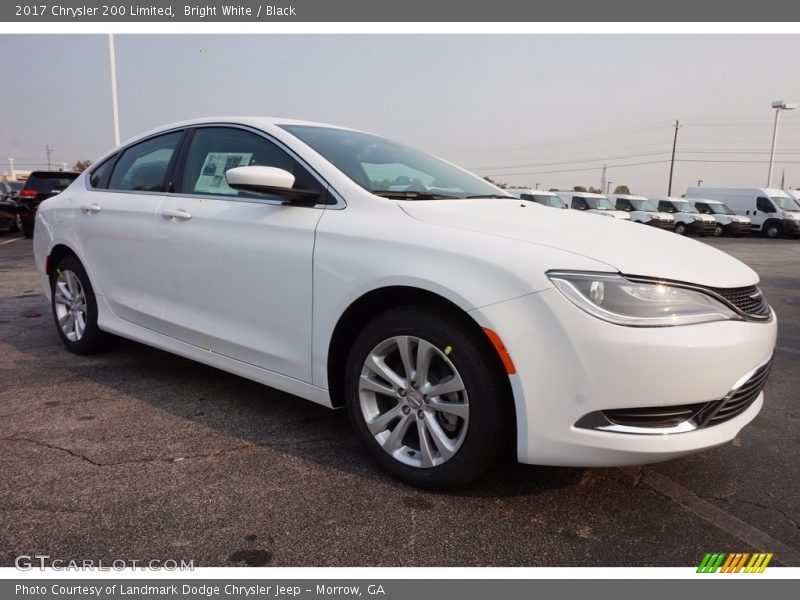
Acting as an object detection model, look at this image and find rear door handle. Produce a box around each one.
[80,204,102,214]
[161,209,193,221]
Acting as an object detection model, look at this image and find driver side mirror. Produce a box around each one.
[225,166,321,203]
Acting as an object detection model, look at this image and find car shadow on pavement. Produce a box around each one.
[3,318,585,499]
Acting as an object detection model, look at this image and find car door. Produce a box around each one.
[753,196,775,230]
[154,125,326,382]
[73,129,184,331]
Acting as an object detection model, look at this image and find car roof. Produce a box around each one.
[123,116,358,146]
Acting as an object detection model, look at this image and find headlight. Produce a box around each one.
[684,214,695,221]
[547,272,737,327]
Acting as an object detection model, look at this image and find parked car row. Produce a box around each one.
[507,186,800,238]
[0,171,79,237]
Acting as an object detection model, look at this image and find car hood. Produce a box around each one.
[399,199,759,288]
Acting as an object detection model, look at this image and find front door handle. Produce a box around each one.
[161,209,193,221]
[80,204,102,214]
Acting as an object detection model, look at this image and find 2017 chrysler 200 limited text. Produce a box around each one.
[33,118,777,489]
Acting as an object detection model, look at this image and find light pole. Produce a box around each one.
[767,100,797,187]
[606,181,613,194]
[7,158,14,180]
[697,179,703,187]
[109,33,121,146]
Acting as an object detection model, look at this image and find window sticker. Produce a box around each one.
[194,152,253,194]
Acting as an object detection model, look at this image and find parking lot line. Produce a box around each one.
[628,467,800,566]
[0,237,21,246]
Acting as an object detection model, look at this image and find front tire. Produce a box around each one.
[714,224,723,237]
[345,305,510,490]
[764,220,782,238]
[50,255,110,355]
[675,222,687,235]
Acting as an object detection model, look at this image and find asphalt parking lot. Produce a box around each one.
[0,233,798,567]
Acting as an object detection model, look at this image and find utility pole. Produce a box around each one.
[535,183,540,190]
[109,33,121,146]
[45,145,53,170]
[697,179,703,187]
[667,119,679,196]
[7,158,14,179]
[607,181,613,195]
[600,164,607,195]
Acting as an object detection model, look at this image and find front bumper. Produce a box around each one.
[686,219,716,235]
[721,221,748,235]
[782,218,800,235]
[644,218,673,230]
[471,287,777,467]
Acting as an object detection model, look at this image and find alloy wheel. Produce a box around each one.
[53,269,87,342]
[358,335,469,468]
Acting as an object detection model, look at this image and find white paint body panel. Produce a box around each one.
[33,116,777,467]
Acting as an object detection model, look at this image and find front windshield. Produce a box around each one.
[629,199,657,211]
[586,196,616,210]
[673,201,698,213]
[771,195,800,211]
[707,203,735,215]
[533,195,565,208]
[280,125,512,200]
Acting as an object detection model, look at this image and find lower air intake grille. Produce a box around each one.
[697,357,773,426]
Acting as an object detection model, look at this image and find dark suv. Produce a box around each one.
[17,171,79,238]
[1,181,23,232]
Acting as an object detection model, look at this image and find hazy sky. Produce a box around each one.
[2,34,800,196]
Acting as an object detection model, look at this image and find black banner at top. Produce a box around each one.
[3,0,800,22]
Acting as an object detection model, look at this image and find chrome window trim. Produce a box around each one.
[84,122,346,211]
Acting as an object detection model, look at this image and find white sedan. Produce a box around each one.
[33,117,777,489]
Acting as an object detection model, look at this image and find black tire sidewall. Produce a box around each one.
[675,223,686,235]
[344,305,509,490]
[50,255,108,354]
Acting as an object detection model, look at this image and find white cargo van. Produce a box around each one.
[651,196,716,236]
[684,187,800,238]
[609,194,673,229]
[506,188,568,209]
[690,199,751,237]
[786,189,800,204]
[556,191,631,220]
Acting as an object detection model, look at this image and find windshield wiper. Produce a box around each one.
[372,190,460,200]
[465,194,515,199]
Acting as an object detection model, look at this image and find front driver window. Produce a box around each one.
[179,127,323,200]
[108,131,183,192]
[756,197,774,213]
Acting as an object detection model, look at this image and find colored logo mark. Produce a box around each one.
[697,552,773,573]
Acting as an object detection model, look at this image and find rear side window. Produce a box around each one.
[25,172,78,192]
[108,131,182,192]
[178,127,324,200]
[89,157,116,189]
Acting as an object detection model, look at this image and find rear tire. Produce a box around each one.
[345,305,511,490]
[50,255,111,355]
[21,221,33,239]
[9,214,20,233]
